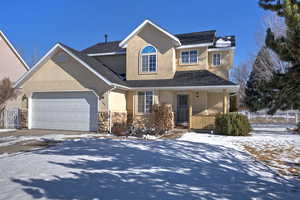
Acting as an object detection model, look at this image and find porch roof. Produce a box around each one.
[125,70,237,89]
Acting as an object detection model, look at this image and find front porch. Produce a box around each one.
[128,88,232,131]
[175,89,229,130]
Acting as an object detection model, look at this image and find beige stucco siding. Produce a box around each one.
[126,91,134,114]
[126,24,176,80]
[19,49,111,111]
[159,90,175,106]
[208,50,234,79]
[0,35,27,83]
[191,91,208,114]
[109,89,127,112]
[207,92,229,114]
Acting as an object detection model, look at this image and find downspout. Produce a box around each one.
[107,86,116,133]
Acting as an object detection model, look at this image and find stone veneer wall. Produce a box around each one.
[20,109,28,129]
[131,115,153,129]
[112,112,127,127]
[98,112,109,133]
[130,104,175,131]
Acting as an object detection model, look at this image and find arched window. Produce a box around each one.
[140,46,157,73]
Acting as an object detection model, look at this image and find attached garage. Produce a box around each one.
[30,91,98,131]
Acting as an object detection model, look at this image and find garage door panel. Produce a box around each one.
[31,92,98,131]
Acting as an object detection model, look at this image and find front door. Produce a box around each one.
[177,95,189,124]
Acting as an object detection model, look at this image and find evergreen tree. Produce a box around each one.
[258,0,300,113]
[245,72,268,112]
[245,47,274,112]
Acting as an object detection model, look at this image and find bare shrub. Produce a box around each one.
[0,78,18,112]
[152,104,174,135]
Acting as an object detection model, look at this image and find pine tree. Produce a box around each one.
[245,47,274,112]
[245,72,268,112]
[258,0,300,113]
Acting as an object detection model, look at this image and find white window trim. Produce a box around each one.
[180,50,199,65]
[212,53,221,66]
[140,46,157,73]
[137,91,154,113]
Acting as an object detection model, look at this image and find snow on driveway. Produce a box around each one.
[0,134,299,200]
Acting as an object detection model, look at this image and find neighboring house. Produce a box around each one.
[0,31,29,112]
[0,31,29,83]
[15,20,238,132]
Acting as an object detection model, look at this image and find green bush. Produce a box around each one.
[215,113,251,136]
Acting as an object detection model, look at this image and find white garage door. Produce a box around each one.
[31,92,98,131]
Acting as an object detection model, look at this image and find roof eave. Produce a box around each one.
[128,85,239,91]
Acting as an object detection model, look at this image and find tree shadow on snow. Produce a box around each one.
[12,138,300,200]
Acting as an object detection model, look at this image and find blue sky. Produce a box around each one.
[0,0,266,67]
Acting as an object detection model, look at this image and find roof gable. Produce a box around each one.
[0,31,29,71]
[14,43,128,89]
[119,20,181,48]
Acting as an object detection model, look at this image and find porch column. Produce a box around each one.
[223,89,228,114]
[188,91,193,130]
[204,91,208,115]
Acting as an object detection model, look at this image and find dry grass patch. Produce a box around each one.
[0,140,60,154]
[243,144,300,177]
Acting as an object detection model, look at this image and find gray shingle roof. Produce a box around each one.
[81,41,125,54]
[125,70,236,88]
[174,30,216,45]
[59,43,126,86]
[81,30,236,54]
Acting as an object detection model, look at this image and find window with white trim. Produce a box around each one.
[137,91,153,113]
[212,53,221,66]
[181,50,198,64]
[140,46,157,72]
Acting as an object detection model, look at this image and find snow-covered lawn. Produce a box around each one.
[0,125,299,200]
[180,124,300,177]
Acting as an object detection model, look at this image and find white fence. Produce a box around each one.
[240,110,299,124]
[0,108,20,129]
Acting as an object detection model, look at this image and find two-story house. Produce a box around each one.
[15,20,238,132]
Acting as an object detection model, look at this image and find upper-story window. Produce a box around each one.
[181,50,198,64]
[140,46,157,73]
[212,53,221,66]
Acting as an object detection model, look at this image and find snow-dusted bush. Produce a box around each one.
[215,113,251,136]
[128,104,174,137]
